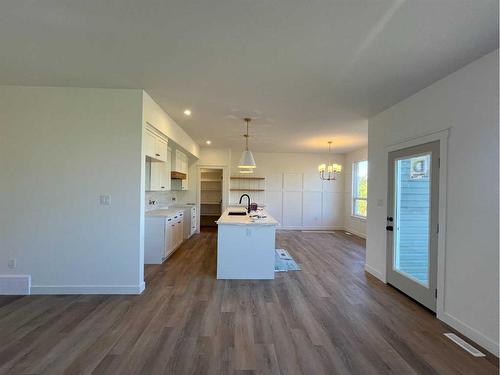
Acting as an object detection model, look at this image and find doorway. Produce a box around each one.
[386,141,440,311]
[200,168,223,227]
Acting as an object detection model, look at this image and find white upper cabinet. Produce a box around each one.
[144,129,156,159]
[171,149,189,191]
[154,137,168,162]
[144,127,168,162]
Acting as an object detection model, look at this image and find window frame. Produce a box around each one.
[352,160,368,219]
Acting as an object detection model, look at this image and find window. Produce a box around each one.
[352,160,368,218]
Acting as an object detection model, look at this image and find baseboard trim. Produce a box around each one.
[364,264,385,283]
[31,282,146,295]
[439,312,499,357]
[343,227,366,239]
[279,226,344,231]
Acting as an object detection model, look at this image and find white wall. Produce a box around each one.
[229,152,345,230]
[344,147,368,238]
[366,51,499,355]
[142,91,200,159]
[142,91,200,209]
[0,86,145,294]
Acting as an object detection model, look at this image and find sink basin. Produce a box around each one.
[228,211,247,216]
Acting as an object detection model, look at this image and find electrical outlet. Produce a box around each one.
[100,195,111,206]
[8,259,16,269]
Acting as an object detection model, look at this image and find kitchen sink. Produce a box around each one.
[228,211,247,216]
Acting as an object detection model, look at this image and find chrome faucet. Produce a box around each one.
[239,194,251,213]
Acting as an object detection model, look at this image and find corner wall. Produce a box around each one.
[366,51,499,355]
[0,86,145,294]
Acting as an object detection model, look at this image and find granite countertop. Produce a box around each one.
[216,207,279,226]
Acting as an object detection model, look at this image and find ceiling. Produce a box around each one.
[0,1,497,153]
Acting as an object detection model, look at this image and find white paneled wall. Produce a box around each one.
[266,172,344,229]
[225,151,346,230]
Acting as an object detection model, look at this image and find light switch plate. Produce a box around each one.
[100,195,111,206]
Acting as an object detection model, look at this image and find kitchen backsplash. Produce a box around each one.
[145,190,187,210]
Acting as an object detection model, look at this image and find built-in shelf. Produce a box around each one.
[200,213,221,217]
[230,176,265,180]
[201,201,222,204]
[200,188,220,191]
[201,179,222,182]
[230,188,265,192]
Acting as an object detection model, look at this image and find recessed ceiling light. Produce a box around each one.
[206,140,212,145]
[184,109,192,116]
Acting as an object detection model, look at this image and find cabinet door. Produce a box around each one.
[150,162,162,191]
[175,150,184,171]
[167,219,175,255]
[163,219,170,259]
[144,130,156,158]
[155,138,168,162]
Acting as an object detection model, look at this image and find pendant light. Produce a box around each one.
[238,118,257,169]
[318,141,342,180]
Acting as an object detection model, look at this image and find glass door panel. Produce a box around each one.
[394,154,431,286]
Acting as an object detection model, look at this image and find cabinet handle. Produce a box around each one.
[161,186,165,189]
[156,153,160,157]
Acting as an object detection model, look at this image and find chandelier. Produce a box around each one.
[318,141,342,180]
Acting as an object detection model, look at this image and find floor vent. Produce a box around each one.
[0,275,31,295]
[444,333,485,357]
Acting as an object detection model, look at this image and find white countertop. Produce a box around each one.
[216,207,279,226]
[145,208,184,218]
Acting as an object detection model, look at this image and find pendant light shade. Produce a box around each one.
[239,150,256,169]
[238,118,257,169]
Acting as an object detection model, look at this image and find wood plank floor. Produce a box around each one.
[0,229,497,374]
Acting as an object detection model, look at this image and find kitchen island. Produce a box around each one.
[216,206,279,279]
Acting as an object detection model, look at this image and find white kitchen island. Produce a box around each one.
[216,206,279,279]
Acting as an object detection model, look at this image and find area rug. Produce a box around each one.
[275,249,301,272]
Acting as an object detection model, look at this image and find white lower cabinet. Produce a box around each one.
[168,212,184,254]
[145,211,184,264]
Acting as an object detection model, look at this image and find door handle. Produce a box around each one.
[386,225,394,231]
[387,216,393,222]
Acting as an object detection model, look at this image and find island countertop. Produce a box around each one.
[216,207,279,226]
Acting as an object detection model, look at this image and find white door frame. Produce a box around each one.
[197,164,229,232]
[385,128,449,319]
